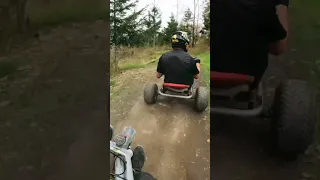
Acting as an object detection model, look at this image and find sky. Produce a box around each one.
[136,0,206,29]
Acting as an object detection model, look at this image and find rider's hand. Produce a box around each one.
[196,63,201,73]
[156,72,162,78]
[194,74,200,79]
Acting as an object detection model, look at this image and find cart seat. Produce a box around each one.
[210,71,254,88]
[163,83,190,89]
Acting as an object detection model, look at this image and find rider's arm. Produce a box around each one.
[194,63,200,79]
[156,55,164,78]
[192,59,201,79]
[267,1,289,55]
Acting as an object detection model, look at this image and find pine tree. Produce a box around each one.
[110,0,144,46]
[123,9,145,46]
[180,8,193,35]
[192,0,196,47]
[162,13,178,45]
[202,0,210,31]
[143,5,162,47]
[110,0,144,71]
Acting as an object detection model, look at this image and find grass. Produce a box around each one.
[195,53,210,85]
[111,40,210,73]
[287,1,320,177]
[288,0,320,77]
[110,46,170,72]
[118,57,161,71]
[188,39,210,84]
[119,63,146,71]
[110,79,116,88]
[289,0,320,140]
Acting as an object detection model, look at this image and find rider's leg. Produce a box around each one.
[132,145,146,180]
[132,146,157,179]
[135,171,157,180]
[132,145,145,171]
[139,172,157,180]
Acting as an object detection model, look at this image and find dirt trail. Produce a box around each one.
[211,58,320,180]
[110,67,210,180]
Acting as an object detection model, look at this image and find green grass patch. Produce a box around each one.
[288,0,320,75]
[118,60,158,71]
[0,61,17,79]
[195,52,210,85]
[115,52,165,72]
[110,79,116,88]
[118,52,211,84]
[119,64,146,71]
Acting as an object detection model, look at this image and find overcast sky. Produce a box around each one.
[136,0,206,29]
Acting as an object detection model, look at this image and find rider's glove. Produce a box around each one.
[194,58,201,64]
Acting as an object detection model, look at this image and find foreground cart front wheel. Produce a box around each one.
[271,79,317,160]
[195,87,209,112]
[144,83,158,104]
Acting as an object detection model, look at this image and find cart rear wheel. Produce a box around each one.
[271,79,317,160]
[195,87,209,112]
[144,83,158,104]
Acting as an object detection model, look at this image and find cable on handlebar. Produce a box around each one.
[110,151,127,180]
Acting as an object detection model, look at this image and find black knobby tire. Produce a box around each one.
[144,83,158,104]
[271,79,316,159]
[195,87,209,112]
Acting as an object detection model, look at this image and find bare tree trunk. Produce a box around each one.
[176,0,179,22]
[113,0,119,72]
[192,0,196,47]
[153,1,156,48]
[16,0,28,33]
[196,0,200,45]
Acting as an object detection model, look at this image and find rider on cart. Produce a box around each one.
[156,31,201,88]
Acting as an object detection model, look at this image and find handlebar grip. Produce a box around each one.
[120,127,136,149]
[194,58,201,64]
